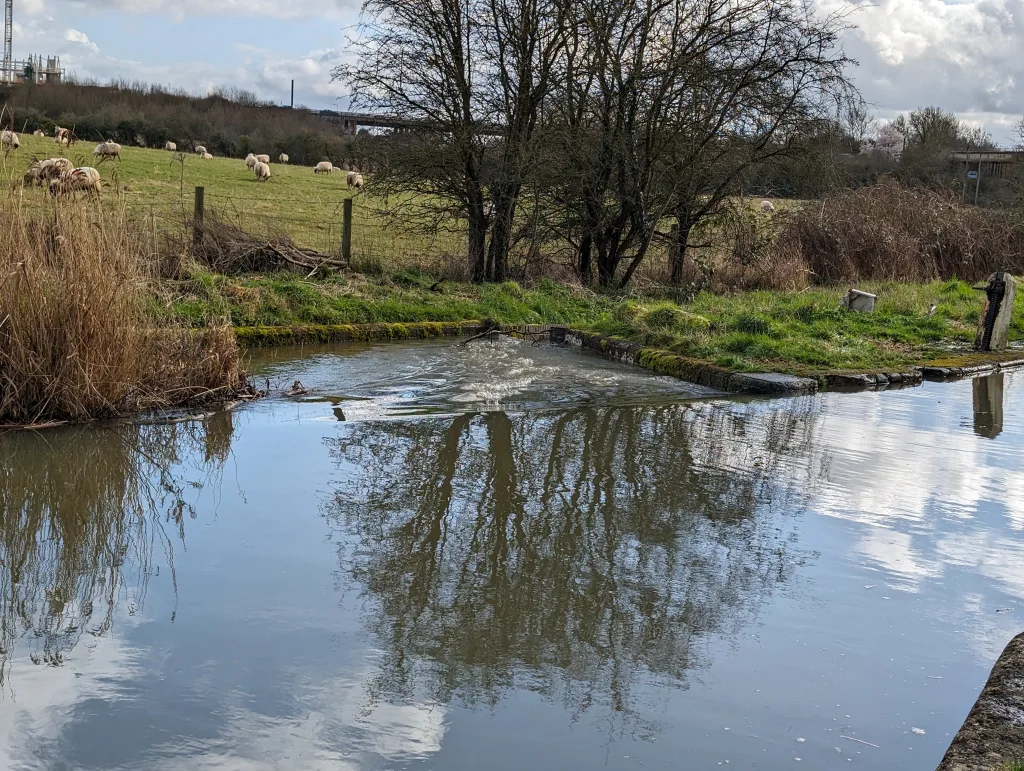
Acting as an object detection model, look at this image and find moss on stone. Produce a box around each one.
[235,321,478,348]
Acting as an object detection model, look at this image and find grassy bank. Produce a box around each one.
[165,268,1024,375]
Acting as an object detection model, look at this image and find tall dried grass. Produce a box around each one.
[772,180,1024,285]
[0,199,249,425]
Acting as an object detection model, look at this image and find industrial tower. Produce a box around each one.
[3,0,12,83]
[1,1,63,85]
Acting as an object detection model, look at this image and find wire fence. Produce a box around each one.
[115,186,471,272]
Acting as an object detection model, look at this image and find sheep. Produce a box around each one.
[54,127,69,145]
[1,130,19,151]
[202,152,214,160]
[165,141,177,152]
[314,161,333,175]
[195,145,207,155]
[246,153,258,170]
[23,157,73,187]
[49,167,102,198]
[253,161,271,182]
[347,172,364,190]
[93,141,122,162]
[255,154,270,164]
[33,129,45,137]
[760,200,776,213]
[278,153,289,164]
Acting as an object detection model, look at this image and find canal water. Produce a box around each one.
[1,338,1022,770]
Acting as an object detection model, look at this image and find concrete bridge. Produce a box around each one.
[309,108,502,137]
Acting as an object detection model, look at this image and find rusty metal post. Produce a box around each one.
[342,198,353,263]
[193,186,205,252]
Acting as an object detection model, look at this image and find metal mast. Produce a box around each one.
[3,0,12,84]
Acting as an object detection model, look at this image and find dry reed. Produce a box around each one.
[0,198,250,425]
[772,180,1024,285]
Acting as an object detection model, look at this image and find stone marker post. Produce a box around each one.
[975,272,1016,352]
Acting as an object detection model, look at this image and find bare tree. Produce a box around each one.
[336,0,491,278]
[539,0,854,287]
[336,0,567,281]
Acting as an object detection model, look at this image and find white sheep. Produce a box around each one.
[760,200,776,213]
[2,130,20,151]
[33,129,45,137]
[54,127,70,145]
[253,161,271,182]
[195,145,207,155]
[93,141,122,162]
[255,154,270,164]
[49,167,102,198]
[202,152,214,160]
[165,141,177,152]
[23,157,73,187]
[314,161,333,175]
[279,153,289,164]
[347,172,364,190]
[246,153,258,170]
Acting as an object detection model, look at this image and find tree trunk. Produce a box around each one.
[578,234,593,284]
[488,184,519,283]
[596,240,617,287]
[669,215,693,287]
[468,193,488,283]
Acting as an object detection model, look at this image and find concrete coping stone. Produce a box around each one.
[937,631,1024,771]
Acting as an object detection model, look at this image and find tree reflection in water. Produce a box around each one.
[325,401,820,722]
[0,416,234,688]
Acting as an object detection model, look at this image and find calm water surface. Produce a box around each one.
[1,338,1022,770]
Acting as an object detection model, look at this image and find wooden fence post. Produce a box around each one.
[342,198,353,263]
[193,186,205,251]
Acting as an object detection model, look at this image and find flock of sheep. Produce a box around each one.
[3,127,366,198]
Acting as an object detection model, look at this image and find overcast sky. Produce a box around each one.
[11,0,1024,145]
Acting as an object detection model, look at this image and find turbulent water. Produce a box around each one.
[1,337,1022,770]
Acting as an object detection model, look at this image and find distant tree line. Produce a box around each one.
[0,78,373,168]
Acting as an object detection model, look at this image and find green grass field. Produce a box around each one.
[0,134,463,262]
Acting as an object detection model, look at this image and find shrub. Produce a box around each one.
[772,180,1024,284]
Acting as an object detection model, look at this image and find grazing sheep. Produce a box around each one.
[348,172,364,190]
[93,141,122,162]
[278,153,289,164]
[165,141,177,151]
[195,145,207,155]
[255,154,270,164]
[49,167,102,198]
[33,129,45,137]
[1,130,19,151]
[760,200,776,213]
[314,161,333,175]
[54,127,70,144]
[202,152,214,160]
[23,157,73,187]
[246,153,258,170]
[253,161,271,182]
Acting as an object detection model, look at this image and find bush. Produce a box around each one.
[773,180,1024,284]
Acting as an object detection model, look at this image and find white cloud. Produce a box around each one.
[69,0,360,20]
[821,0,1024,143]
[63,27,99,52]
